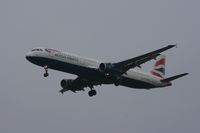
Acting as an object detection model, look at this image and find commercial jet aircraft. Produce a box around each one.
[26,45,188,97]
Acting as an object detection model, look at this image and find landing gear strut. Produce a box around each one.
[43,65,49,77]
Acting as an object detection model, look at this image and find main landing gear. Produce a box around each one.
[43,65,49,77]
[88,89,97,97]
[88,85,97,97]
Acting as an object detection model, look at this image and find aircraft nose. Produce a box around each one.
[25,52,33,62]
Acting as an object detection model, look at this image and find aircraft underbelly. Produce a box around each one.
[28,56,103,77]
[120,76,156,89]
[29,57,157,88]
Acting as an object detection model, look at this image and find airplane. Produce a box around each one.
[26,45,188,97]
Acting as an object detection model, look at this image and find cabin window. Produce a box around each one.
[31,49,43,52]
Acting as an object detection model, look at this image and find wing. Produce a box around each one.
[114,45,176,72]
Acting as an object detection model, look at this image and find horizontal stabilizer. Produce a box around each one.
[161,73,189,82]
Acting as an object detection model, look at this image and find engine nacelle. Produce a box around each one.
[99,63,115,73]
[60,79,84,93]
[60,79,74,89]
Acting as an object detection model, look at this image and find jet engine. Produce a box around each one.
[60,79,84,93]
[60,79,74,89]
[99,63,116,73]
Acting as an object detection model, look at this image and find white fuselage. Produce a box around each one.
[26,47,170,89]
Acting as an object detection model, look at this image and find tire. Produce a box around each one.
[88,91,93,97]
[44,73,49,77]
[88,90,97,97]
[91,90,97,96]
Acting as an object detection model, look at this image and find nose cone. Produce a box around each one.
[25,52,33,62]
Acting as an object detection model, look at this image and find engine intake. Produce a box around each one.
[60,79,74,89]
[99,63,115,73]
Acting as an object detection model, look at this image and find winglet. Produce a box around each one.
[161,73,189,83]
[168,44,176,49]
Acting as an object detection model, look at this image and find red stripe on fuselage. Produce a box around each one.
[45,48,60,53]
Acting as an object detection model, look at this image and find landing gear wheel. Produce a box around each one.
[43,73,49,77]
[114,82,119,86]
[88,91,93,97]
[92,90,96,96]
[88,90,97,97]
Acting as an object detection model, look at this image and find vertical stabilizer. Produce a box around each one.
[151,55,165,78]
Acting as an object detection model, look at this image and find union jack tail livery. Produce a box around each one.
[151,55,166,78]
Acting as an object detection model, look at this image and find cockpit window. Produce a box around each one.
[31,49,43,52]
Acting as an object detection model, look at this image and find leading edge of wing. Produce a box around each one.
[114,44,176,71]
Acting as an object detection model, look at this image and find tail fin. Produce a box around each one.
[151,55,165,78]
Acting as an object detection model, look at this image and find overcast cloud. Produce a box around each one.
[0,0,199,133]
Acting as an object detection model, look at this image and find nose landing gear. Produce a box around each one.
[43,65,49,77]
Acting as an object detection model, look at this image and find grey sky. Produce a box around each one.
[0,0,199,133]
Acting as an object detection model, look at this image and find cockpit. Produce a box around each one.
[31,48,43,52]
